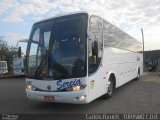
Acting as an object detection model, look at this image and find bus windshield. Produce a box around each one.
[26,13,88,80]
[13,58,22,66]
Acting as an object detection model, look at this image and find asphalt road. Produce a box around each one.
[0,72,160,114]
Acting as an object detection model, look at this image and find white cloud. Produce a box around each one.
[1,0,54,23]
[143,26,160,50]
[1,0,160,50]
[3,15,24,22]
[3,32,28,54]
[0,0,20,15]
[2,0,160,25]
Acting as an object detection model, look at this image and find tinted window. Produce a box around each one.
[88,16,103,74]
[103,21,142,52]
[26,13,88,79]
[44,31,51,48]
[49,14,87,79]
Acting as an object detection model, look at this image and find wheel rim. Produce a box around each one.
[108,79,113,95]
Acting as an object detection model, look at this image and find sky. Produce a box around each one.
[0,0,160,51]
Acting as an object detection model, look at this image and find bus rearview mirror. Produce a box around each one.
[18,47,21,57]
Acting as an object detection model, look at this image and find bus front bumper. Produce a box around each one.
[26,89,89,104]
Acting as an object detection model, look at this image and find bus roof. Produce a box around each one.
[34,11,96,24]
[34,11,142,44]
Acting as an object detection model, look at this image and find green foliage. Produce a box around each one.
[0,36,17,71]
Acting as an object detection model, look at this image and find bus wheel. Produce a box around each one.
[104,76,114,98]
[136,69,140,80]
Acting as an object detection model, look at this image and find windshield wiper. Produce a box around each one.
[34,52,47,77]
[34,47,70,79]
[49,53,70,77]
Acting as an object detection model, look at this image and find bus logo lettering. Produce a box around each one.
[57,79,82,90]
[137,55,140,61]
[47,85,51,91]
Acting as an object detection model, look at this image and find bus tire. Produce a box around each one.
[136,69,140,80]
[104,76,114,98]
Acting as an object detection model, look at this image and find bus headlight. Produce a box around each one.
[65,84,87,91]
[79,95,86,101]
[26,84,36,91]
[27,84,32,90]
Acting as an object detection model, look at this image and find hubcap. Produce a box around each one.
[108,80,113,94]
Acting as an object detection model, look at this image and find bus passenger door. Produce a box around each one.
[88,16,106,101]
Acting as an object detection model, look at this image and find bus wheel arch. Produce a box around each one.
[104,73,116,98]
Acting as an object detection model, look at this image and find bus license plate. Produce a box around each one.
[44,96,55,102]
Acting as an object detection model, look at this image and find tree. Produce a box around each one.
[0,36,17,71]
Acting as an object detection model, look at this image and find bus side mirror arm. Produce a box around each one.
[18,47,21,57]
[16,39,28,47]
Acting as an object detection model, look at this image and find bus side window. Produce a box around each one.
[88,16,103,74]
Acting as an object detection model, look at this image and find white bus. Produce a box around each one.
[13,39,28,76]
[13,57,25,75]
[0,61,8,74]
[26,12,143,104]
